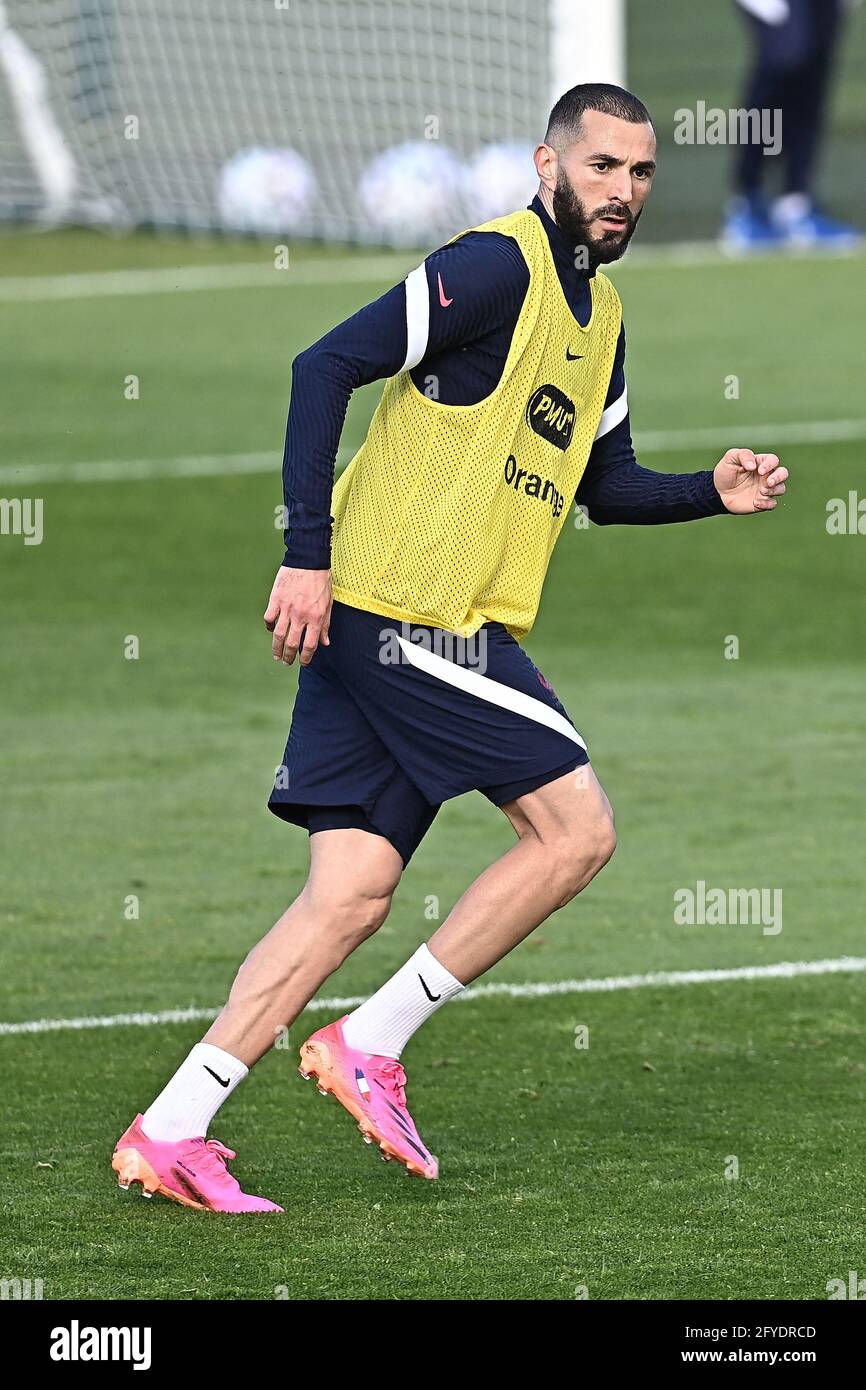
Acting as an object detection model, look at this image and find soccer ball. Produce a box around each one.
[359,141,465,246]
[462,143,538,224]
[217,147,315,234]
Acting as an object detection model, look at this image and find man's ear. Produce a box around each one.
[534,142,558,193]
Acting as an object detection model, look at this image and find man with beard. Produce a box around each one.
[111,85,789,1208]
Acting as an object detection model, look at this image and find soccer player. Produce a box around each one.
[113,84,789,1209]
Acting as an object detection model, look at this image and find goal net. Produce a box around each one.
[0,0,624,245]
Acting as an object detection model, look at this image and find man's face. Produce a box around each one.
[542,109,656,268]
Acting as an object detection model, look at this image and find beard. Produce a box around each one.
[552,170,640,269]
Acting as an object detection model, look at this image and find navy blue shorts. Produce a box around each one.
[268,600,589,865]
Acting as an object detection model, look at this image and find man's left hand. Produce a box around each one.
[714,448,788,514]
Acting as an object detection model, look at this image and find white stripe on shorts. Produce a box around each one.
[395,636,587,751]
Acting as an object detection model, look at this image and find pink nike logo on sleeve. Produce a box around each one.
[437,272,453,308]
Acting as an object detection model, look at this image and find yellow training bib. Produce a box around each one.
[331,208,622,639]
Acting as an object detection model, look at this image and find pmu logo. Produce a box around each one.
[525,384,575,450]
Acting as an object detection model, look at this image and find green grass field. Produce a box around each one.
[1,229,865,1301]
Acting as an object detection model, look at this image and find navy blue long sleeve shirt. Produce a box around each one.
[282,194,726,569]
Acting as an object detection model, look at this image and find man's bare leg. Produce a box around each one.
[134,828,402,1141]
[429,765,615,982]
[340,767,616,1057]
[120,768,613,1194]
[111,826,404,1207]
[300,766,616,1180]
[203,827,403,1065]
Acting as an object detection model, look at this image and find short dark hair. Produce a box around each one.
[545,82,653,147]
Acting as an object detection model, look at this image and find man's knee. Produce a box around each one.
[305,870,399,946]
[549,807,617,908]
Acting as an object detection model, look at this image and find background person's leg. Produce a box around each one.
[778,0,844,198]
[733,8,788,200]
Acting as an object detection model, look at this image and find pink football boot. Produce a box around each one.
[299,1016,438,1179]
[111,1115,283,1212]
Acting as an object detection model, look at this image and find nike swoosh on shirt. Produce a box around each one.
[565,347,584,360]
[437,272,453,308]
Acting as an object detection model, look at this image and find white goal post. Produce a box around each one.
[550,0,626,103]
[0,0,626,243]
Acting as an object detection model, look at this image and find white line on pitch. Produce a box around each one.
[0,255,417,302]
[609,241,865,270]
[0,451,279,485]
[1,416,862,488]
[1,956,862,1037]
[634,418,866,451]
[0,241,861,303]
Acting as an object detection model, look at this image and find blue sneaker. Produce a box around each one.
[720,195,785,254]
[771,196,862,251]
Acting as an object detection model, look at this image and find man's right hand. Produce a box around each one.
[264,565,332,666]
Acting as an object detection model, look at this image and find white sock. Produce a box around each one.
[772,192,811,228]
[140,1043,248,1141]
[342,944,464,1059]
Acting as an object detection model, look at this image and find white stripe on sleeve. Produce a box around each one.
[400,263,430,372]
[594,386,629,442]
